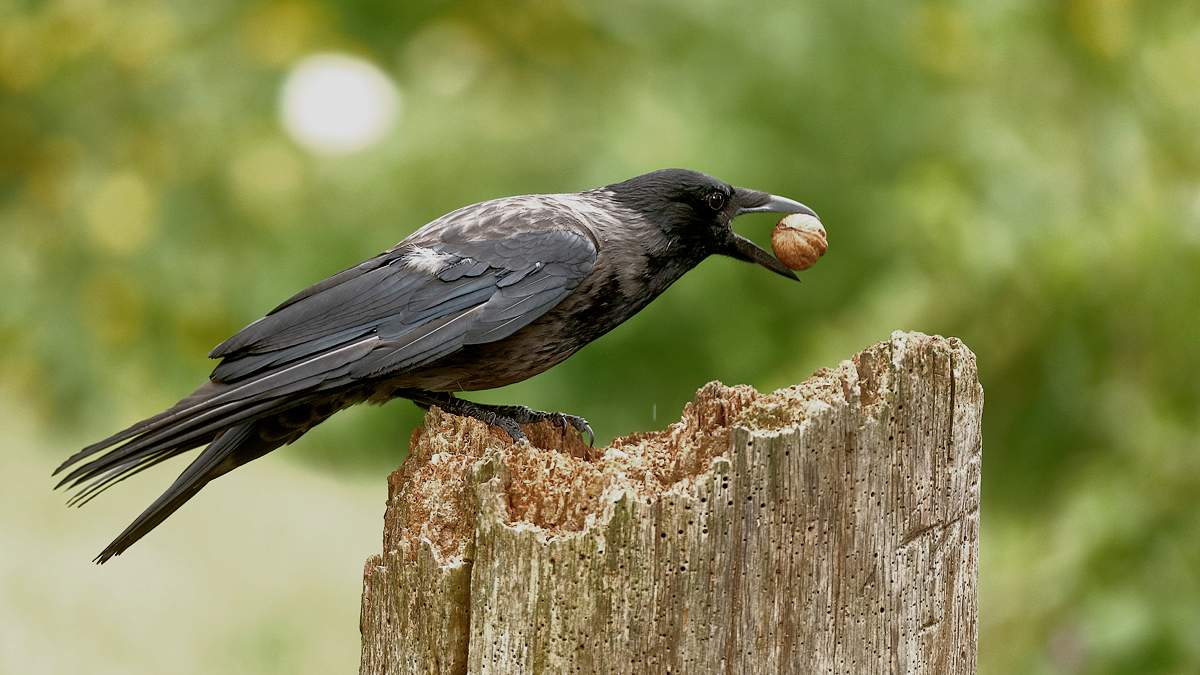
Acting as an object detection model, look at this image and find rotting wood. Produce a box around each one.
[360,331,982,674]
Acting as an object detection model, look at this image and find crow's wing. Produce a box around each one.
[56,217,596,493]
[209,226,597,383]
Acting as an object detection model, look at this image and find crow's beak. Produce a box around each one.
[727,189,819,280]
[735,194,818,219]
[727,232,798,280]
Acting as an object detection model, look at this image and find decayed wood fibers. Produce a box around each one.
[360,331,982,674]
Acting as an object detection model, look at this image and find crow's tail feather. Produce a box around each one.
[55,342,375,501]
[93,422,264,563]
[54,381,229,482]
[56,392,321,508]
[57,341,376,561]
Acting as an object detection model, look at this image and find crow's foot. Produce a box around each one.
[490,405,595,447]
[400,390,594,446]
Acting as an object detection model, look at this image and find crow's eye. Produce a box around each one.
[705,191,726,211]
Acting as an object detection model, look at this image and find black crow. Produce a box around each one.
[55,168,817,562]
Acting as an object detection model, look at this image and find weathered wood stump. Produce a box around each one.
[360,331,982,674]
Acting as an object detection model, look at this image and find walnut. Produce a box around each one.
[771,213,827,271]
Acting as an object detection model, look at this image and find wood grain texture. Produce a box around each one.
[360,331,982,674]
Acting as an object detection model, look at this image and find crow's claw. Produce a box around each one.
[400,391,593,446]
[547,412,594,446]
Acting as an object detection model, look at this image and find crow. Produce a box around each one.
[55,168,817,563]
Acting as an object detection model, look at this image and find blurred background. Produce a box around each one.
[1,0,1198,672]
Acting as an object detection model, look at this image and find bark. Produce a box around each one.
[360,331,982,674]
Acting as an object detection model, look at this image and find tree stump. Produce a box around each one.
[360,331,982,674]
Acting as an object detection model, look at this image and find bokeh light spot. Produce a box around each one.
[402,22,489,98]
[27,135,86,212]
[0,18,45,92]
[232,139,303,197]
[77,267,144,344]
[280,53,401,155]
[1068,0,1134,59]
[85,170,158,256]
[229,138,305,222]
[242,0,324,67]
[912,3,975,77]
[109,4,178,71]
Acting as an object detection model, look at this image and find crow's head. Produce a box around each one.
[605,168,817,280]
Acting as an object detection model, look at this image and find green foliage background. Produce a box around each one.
[2,0,1199,673]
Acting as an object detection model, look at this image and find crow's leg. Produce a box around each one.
[398,389,593,446]
[482,404,595,447]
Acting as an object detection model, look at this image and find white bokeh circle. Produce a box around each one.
[280,53,401,155]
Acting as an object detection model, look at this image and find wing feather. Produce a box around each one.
[207,220,596,385]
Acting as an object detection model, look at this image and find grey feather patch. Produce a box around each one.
[404,246,456,275]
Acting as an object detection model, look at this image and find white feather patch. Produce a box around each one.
[404,246,454,275]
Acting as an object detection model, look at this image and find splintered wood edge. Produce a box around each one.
[376,331,978,567]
